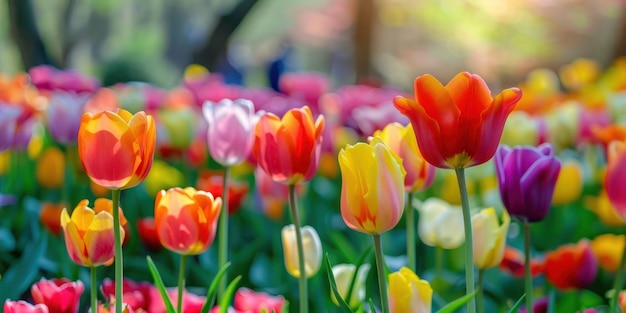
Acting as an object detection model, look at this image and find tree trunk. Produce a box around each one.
[7,0,53,70]
[352,0,375,83]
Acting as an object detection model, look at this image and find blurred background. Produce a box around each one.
[0,0,624,91]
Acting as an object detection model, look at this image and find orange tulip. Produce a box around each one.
[393,72,522,169]
[78,109,156,190]
[154,187,222,255]
[40,202,65,235]
[253,106,324,184]
[60,199,123,267]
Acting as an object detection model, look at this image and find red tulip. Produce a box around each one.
[137,218,163,251]
[544,240,598,290]
[3,300,48,313]
[31,278,84,313]
[233,288,286,313]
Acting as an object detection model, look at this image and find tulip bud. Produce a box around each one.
[417,198,465,249]
[281,225,322,278]
[36,146,65,189]
[388,267,432,313]
[472,208,510,269]
[330,263,371,307]
[31,278,84,313]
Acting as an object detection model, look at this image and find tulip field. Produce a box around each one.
[3,58,626,313]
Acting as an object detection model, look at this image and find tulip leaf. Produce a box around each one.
[345,246,373,307]
[0,233,46,303]
[506,294,526,313]
[219,275,242,313]
[434,289,478,313]
[200,262,232,313]
[146,256,176,313]
[368,298,376,313]
[325,254,356,313]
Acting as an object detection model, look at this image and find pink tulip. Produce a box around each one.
[147,287,206,313]
[3,300,49,313]
[31,278,84,313]
[233,288,286,313]
[203,99,260,166]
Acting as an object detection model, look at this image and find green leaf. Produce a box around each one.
[219,276,242,313]
[0,233,47,302]
[325,254,356,313]
[200,262,232,313]
[146,256,176,313]
[435,289,478,313]
[507,294,526,313]
[345,246,373,307]
[368,298,376,312]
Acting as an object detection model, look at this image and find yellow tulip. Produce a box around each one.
[590,233,625,272]
[552,160,584,205]
[143,160,185,196]
[417,198,465,249]
[584,190,626,227]
[330,263,371,307]
[439,170,475,205]
[338,137,406,234]
[500,111,540,147]
[36,146,65,189]
[388,267,432,313]
[281,225,322,278]
[472,208,510,269]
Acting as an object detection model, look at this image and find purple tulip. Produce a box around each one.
[0,103,21,151]
[47,91,90,144]
[494,143,561,223]
[203,99,260,167]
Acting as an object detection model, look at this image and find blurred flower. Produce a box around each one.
[47,91,91,144]
[281,224,322,278]
[551,160,584,206]
[31,278,84,313]
[605,140,626,220]
[233,288,286,313]
[388,267,432,313]
[585,190,626,227]
[98,302,136,313]
[78,109,156,190]
[148,287,205,313]
[351,103,408,137]
[254,167,289,220]
[544,103,580,150]
[373,122,435,192]
[61,199,122,267]
[590,233,625,272]
[417,198,464,249]
[393,72,522,168]
[279,72,329,112]
[3,300,48,313]
[544,239,598,290]
[339,137,405,234]
[157,106,197,150]
[203,98,260,167]
[29,65,99,94]
[501,111,541,147]
[438,170,476,205]
[499,246,545,278]
[519,296,549,313]
[576,107,611,147]
[36,146,65,189]
[196,170,249,215]
[101,278,152,311]
[0,103,21,151]
[90,180,110,197]
[330,263,371,307]
[559,58,600,91]
[472,208,510,269]
[515,68,561,115]
[254,106,324,185]
[154,187,221,255]
[591,124,626,153]
[40,202,65,235]
[210,307,243,313]
[495,144,561,223]
[143,159,185,196]
[137,218,163,251]
[619,290,626,313]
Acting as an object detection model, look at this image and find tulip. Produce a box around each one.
[499,246,545,278]
[196,170,249,215]
[472,208,510,269]
[559,58,600,91]
[47,91,90,144]
[254,167,289,220]
[551,160,583,206]
[40,202,64,235]
[281,225,322,278]
[338,137,406,235]
[60,199,122,267]
[373,122,435,192]
[36,146,65,189]
[3,300,49,313]
[584,190,626,227]
[143,159,185,197]
[606,140,626,220]
[154,187,221,255]
[393,72,522,169]
[501,111,541,147]
[100,278,153,312]
[590,233,625,272]
[388,267,432,313]
[203,99,260,166]
[159,106,197,150]
[253,106,324,185]
[0,103,21,152]
[544,240,598,290]
[330,263,371,307]
[147,287,206,313]
[78,109,156,190]
[417,198,465,249]
[233,288,286,313]
[137,218,163,251]
[494,143,561,223]
[31,278,84,313]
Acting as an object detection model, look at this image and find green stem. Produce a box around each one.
[217,167,230,299]
[610,231,626,313]
[288,184,308,313]
[373,234,390,313]
[406,191,416,272]
[454,167,476,313]
[524,222,533,313]
[91,266,98,313]
[477,269,484,313]
[177,254,188,313]
[112,189,123,313]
